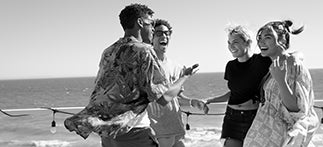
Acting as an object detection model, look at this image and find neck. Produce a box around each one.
[155,51,165,61]
[270,53,287,61]
[269,46,285,60]
[124,29,142,42]
[237,50,253,62]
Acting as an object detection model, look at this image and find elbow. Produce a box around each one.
[156,96,168,106]
[283,102,300,112]
[287,106,300,112]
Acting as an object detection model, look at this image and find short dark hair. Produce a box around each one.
[154,19,173,35]
[119,3,154,30]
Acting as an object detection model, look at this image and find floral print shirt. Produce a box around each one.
[64,36,168,139]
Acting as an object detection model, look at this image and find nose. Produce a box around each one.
[228,43,235,50]
[257,39,265,46]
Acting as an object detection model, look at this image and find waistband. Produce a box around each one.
[226,106,257,115]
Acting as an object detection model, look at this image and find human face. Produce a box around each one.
[140,15,155,44]
[227,34,249,58]
[257,28,283,59]
[153,25,171,55]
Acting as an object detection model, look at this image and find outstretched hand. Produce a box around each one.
[191,99,209,114]
[183,64,199,76]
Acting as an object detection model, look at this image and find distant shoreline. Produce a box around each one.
[1,68,323,81]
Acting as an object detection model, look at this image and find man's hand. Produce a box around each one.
[183,64,199,76]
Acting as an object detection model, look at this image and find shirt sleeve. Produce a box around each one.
[91,48,111,98]
[137,45,168,102]
[224,62,230,80]
[279,56,315,135]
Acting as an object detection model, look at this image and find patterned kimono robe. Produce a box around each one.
[64,36,167,139]
[243,54,319,147]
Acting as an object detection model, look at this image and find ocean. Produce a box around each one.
[1,70,323,147]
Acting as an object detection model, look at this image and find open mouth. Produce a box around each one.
[259,47,268,51]
[230,49,238,53]
[159,41,168,46]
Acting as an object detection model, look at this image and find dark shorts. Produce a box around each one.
[221,106,257,142]
[101,127,158,147]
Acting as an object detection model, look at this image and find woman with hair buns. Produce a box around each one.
[243,20,320,147]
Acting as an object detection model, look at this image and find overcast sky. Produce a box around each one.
[1,0,322,79]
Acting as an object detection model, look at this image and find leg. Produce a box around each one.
[223,137,243,147]
[173,134,185,147]
[106,128,158,147]
[157,136,175,147]
[101,136,117,147]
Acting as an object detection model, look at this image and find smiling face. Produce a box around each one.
[257,27,284,58]
[227,33,249,58]
[152,25,171,55]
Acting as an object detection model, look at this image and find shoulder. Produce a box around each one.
[130,42,158,59]
[167,58,184,69]
[113,36,154,53]
[286,51,307,77]
[287,51,304,63]
[227,59,237,65]
[225,59,234,68]
[225,60,236,72]
[250,54,272,69]
[129,41,153,53]
[286,51,303,66]
[254,53,271,63]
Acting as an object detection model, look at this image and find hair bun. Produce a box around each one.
[292,26,304,35]
[284,20,293,27]
[283,20,303,35]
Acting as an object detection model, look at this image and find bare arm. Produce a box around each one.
[156,75,190,106]
[205,91,230,104]
[177,92,192,106]
[156,64,199,106]
[178,92,209,114]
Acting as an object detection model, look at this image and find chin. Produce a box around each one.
[231,53,238,58]
[161,46,167,50]
[260,51,268,57]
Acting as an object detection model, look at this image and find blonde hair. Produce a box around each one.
[226,25,253,46]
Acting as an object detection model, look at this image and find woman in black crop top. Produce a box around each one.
[205,25,272,147]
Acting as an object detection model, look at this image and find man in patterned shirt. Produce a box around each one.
[64,3,197,147]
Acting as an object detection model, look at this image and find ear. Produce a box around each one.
[137,18,144,28]
[247,39,252,46]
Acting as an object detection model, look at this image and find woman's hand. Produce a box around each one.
[270,56,287,84]
[191,99,209,114]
